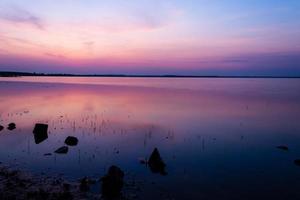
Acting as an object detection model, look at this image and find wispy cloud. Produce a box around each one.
[69,2,183,33]
[83,41,95,48]
[0,34,45,49]
[44,52,66,59]
[0,6,44,29]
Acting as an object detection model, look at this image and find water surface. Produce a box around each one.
[0,77,300,199]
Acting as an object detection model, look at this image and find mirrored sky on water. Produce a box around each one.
[0,77,300,199]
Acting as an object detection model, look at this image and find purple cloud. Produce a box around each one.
[0,6,44,29]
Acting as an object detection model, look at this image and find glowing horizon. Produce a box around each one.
[0,0,300,75]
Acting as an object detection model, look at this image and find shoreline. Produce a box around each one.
[0,163,139,200]
[0,163,101,200]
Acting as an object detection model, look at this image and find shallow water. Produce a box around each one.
[0,77,300,199]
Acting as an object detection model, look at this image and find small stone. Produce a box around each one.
[54,146,68,154]
[64,136,78,146]
[7,123,16,131]
[277,145,289,151]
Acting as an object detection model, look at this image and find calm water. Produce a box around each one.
[0,77,300,199]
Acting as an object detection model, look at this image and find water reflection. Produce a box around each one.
[0,77,300,199]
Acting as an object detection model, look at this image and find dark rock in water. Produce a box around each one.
[277,145,289,151]
[44,153,52,156]
[0,125,4,131]
[294,159,300,166]
[7,123,16,130]
[33,123,48,144]
[54,146,68,154]
[64,136,78,146]
[148,148,167,175]
[101,165,124,198]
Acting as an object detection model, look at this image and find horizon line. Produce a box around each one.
[0,71,300,79]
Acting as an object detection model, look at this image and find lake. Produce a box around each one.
[0,77,300,199]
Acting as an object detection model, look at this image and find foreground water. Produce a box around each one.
[0,77,300,199]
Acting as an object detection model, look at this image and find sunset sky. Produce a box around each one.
[0,0,299,75]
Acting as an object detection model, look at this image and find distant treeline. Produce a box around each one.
[0,71,132,77]
[0,71,299,78]
[0,71,218,78]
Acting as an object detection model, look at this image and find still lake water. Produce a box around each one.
[0,77,300,199]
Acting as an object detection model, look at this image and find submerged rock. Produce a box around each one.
[101,165,124,198]
[33,123,48,144]
[44,153,52,156]
[64,136,78,146]
[54,146,68,154]
[0,125,3,131]
[294,159,300,166]
[277,145,289,151]
[148,148,167,175]
[7,123,16,131]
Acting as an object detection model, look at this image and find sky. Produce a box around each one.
[0,0,299,76]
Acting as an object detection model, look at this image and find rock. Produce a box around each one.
[148,148,167,175]
[64,136,78,146]
[54,146,68,154]
[0,125,4,131]
[276,145,289,151]
[294,159,300,166]
[7,123,16,131]
[33,124,48,144]
[101,165,124,198]
[44,153,52,156]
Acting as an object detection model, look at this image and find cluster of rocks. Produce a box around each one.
[1,121,169,199]
[33,124,139,199]
[54,136,79,154]
[31,123,78,155]
[0,147,166,200]
[0,123,16,131]
[0,164,140,200]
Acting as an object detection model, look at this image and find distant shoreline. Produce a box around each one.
[0,71,300,78]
